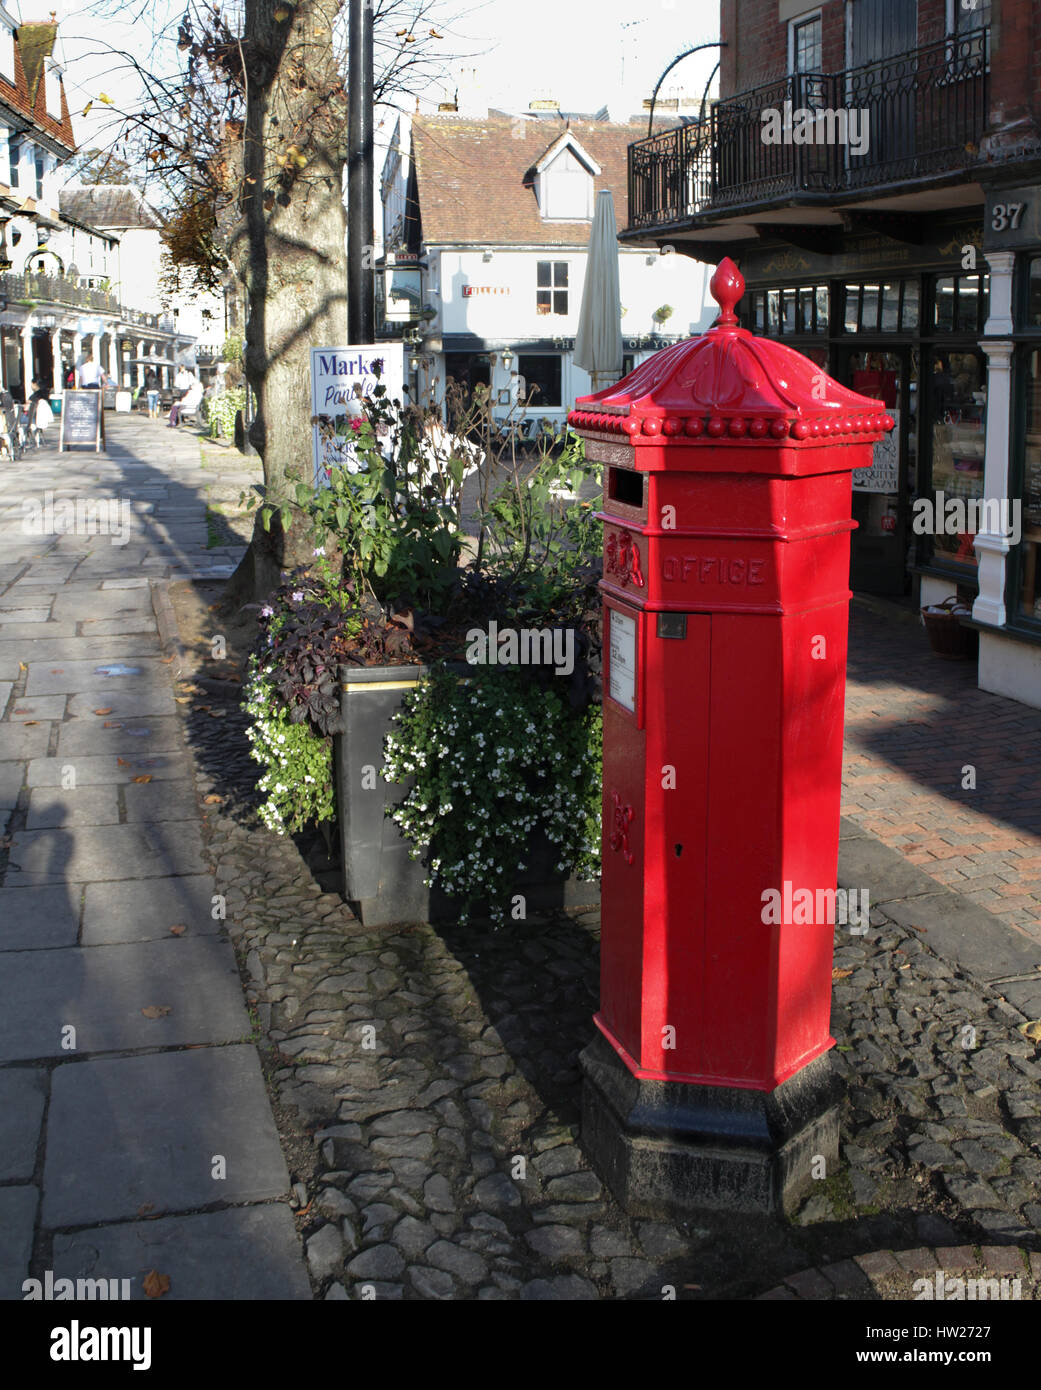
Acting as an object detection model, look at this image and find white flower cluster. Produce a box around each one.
[383,673,601,922]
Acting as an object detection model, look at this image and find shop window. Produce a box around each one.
[927,346,987,570]
[755,284,828,335]
[934,273,988,334]
[1015,347,1041,623]
[536,261,568,316]
[517,354,561,408]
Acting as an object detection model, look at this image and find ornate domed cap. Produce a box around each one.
[568,257,894,445]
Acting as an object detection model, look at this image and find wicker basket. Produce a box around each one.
[921,596,977,659]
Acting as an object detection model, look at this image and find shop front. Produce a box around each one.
[737,219,990,601]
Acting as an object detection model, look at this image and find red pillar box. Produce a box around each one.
[572,259,893,1216]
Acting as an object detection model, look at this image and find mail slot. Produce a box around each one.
[570,258,894,1215]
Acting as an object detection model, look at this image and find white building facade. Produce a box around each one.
[379,110,717,430]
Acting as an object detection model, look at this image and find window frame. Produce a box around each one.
[536,260,569,317]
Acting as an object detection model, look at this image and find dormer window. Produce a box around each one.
[534,133,600,222]
[0,25,12,84]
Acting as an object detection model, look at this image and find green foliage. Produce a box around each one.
[384,666,602,923]
[295,383,465,611]
[222,335,244,364]
[204,386,245,439]
[242,655,334,834]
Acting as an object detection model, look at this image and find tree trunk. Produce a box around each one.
[224,0,348,607]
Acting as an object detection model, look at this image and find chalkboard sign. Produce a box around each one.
[59,390,104,452]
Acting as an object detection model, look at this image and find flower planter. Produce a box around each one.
[333,663,599,927]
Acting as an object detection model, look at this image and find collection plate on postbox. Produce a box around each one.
[568,258,895,1217]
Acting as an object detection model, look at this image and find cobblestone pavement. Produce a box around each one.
[0,416,308,1302]
[182,675,1041,1300]
[843,600,1041,947]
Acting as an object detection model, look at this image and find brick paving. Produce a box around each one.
[843,600,1041,948]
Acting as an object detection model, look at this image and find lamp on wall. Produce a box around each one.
[501,348,514,371]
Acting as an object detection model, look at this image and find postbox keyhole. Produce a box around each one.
[675,843,683,857]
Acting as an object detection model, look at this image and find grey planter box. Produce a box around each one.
[333,663,600,927]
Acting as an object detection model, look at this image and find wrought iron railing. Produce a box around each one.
[628,28,989,229]
[0,270,121,313]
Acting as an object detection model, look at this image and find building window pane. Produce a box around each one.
[537,262,551,288]
[816,285,829,330]
[792,16,822,74]
[957,275,981,332]
[754,292,765,332]
[553,262,568,288]
[1029,259,1041,328]
[518,354,562,408]
[844,285,860,332]
[767,289,779,333]
[782,288,796,333]
[8,138,19,188]
[881,283,900,331]
[928,347,986,569]
[553,289,568,315]
[934,277,956,332]
[902,281,919,331]
[860,284,880,332]
[798,286,815,332]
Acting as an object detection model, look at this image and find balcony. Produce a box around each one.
[628,28,990,232]
[0,270,120,314]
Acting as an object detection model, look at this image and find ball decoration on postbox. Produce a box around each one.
[569,257,893,1217]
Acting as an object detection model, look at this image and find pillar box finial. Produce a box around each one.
[709,256,744,327]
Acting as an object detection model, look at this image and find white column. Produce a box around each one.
[72,330,83,375]
[104,333,115,379]
[137,338,146,390]
[50,327,61,392]
[20,322,33,395]
[972,251,1016,629]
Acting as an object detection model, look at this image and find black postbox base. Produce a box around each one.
[580,1031,842,1218]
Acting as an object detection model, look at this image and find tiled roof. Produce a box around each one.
[60,186,164,230]
[410,114,651,247]
[0,22,76,154]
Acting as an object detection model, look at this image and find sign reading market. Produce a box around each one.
[310,345,404,485]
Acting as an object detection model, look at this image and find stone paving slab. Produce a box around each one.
[51,1204,312,1300]
[26,658,168,697]
[66,688,176,718]
[0,1067,49,1179]
[26,787,121,829]
[0,723,51,759]
[0,937,250,1061]
[26,752,190,787]
[0,636,161,666]
[123,778,201,823]
[42,1046,290,1226]
[0,759,24,807]
[6,696,65,721]
[0,884,81,949]
[0,1186,39,1299]
[82,874,219,944]
[4,821,207,885]
[56,716,184,757]
[0,681,11,716]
